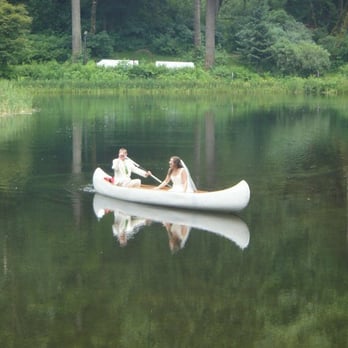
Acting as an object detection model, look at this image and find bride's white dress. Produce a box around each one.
[169,167,196,193]
[169,168,186,192]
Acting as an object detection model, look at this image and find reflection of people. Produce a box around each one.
[112,211,149,247]
[164,223,191,253]
[112,148,151,187]
[155,156,196,193]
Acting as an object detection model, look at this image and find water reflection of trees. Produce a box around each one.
[0,116,33,191]
[240,111,348,347]
[72,120,83,225]
[2,97,348,346]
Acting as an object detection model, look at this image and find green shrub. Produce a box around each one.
[151,23,193,55]
[269,40,330,76]
[127,64,161,79]
[338,64,348,77]
[12,61,65,80]
[211,65,256,80]
[0,0,31,70]
[319,35,348,67]
[27,34,70,63]
[87,31,113,59]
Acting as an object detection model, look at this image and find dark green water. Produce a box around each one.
[0,94,347,347]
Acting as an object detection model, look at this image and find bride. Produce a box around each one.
[155,156,196,193]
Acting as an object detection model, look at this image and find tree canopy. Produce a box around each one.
[0,0,31,71]
[2,0,348,75]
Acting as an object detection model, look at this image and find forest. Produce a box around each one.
[1,0,348,78]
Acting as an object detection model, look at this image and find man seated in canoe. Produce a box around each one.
[111,148,152,187]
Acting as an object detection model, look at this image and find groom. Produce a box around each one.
[112,148,151,187]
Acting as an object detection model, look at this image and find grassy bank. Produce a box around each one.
[2,60,348,116]
[0,80,33,117]
[10,61,348,96]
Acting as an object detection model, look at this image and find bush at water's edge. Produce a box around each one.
[9,61,348,96]
[0,80,33,117]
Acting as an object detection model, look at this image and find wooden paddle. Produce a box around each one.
[126,156,165,185]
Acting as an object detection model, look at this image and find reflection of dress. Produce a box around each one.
[165,223,191,252]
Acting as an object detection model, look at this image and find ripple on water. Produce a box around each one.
[0,172,27,197]
[80,184,95,193]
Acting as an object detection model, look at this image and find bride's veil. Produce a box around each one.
[181,160,197,193]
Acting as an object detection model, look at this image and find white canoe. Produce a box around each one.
[93,193,250,249]
[93,167,250,213]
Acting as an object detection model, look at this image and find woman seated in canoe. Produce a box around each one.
[155,156,196,193]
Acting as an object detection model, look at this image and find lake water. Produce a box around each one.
[0,94,347,347]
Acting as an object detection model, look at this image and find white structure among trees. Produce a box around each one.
[96,59,139,67]
[155,61,195,68]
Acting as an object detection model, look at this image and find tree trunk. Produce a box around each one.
[90,0,97,35]
[205,0,217,69]
[72,0,82,62]
[194,0,201,50]
[332,0,348,34]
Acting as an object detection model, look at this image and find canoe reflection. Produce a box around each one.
[93,194,250,251]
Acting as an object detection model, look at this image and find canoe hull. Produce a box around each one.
[92,167,250,213]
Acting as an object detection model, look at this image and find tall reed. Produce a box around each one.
[0,80,33,116]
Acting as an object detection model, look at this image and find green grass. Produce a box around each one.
[0,80,33,117]
[2,59,348,117]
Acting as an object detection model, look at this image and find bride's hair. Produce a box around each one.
[168,156,183,175]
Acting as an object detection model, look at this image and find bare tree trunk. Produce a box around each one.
[194,0,201,50]
[338,0,343,14]
[332,0,348,34]
[72,0,82,62]
[205,0,217,69]
[90,0,97,35]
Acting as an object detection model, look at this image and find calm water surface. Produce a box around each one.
[0,95,347,347]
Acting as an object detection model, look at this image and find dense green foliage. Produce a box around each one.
[232,7,331,76]
[2,0,348,76]
[8,60,348,97]
[0,0,31,74]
